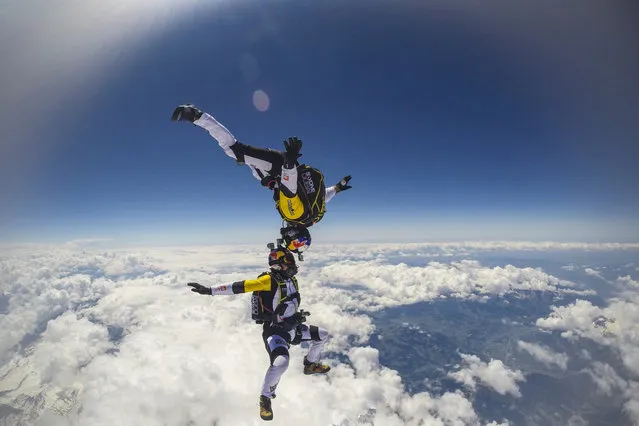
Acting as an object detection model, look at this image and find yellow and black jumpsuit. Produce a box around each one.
[208,272,329,398]
[193,111,339,227]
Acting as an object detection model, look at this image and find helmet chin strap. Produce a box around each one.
[288,265,298,277]
[272,265,297,279]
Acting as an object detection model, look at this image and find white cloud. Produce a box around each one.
[517,341,569,370]
[275,241,639,259]
[31,312,111,386]
[4,240,639,255]
[448,354,525,398]
[581,363,639,424]
[624,381,639,425]
[583,362,627,396]
[536,294,639,376]
[616,275,639,291]
[584,268,604,279]
[313,259,590,311]
[535,274,639,424]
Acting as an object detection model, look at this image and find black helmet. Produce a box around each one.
[280,225,311,254]
[268,246,298,279]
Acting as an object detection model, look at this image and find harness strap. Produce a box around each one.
[291,325,303,345]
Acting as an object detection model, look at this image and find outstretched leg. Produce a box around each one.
[193,112,284,181]
[173,105,285,182]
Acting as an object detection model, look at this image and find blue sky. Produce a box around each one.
[1,0,638,245]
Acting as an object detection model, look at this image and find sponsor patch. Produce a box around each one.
[301,171,316,193]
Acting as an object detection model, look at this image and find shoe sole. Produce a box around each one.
[304,369,331,375]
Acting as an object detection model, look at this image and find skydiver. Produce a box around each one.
[187,243,331,421]
[171,104,352,253]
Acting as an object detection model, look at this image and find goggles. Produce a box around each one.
[269,250,294,270]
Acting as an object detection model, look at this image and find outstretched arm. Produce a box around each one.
[188,274,272,296]
[278,137,303,197]
[325,175,352,203]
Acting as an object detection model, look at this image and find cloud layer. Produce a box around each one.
[449,354,525,398]
[534,275,639,423]
[516,341,569,370]
[0,242,636,425]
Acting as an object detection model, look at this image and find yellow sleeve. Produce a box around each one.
[238,274,272,293]
[210,274,272,295]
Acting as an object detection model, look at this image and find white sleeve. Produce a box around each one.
[280,166,298,195]
[210,283,235,295]
[325,185,337,203]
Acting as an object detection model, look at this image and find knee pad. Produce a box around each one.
[272,354,289,369]
[229,141,245,164]
[269,345,290,366]
[310,325,329,342]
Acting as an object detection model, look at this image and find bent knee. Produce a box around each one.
[272,354,290,369]
[318,328,329,341]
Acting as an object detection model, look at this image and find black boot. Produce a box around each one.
[259,395,273,421]
[171,104,203,123]
[303,356,331,375]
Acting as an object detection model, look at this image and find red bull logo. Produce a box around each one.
[269,250,285,262]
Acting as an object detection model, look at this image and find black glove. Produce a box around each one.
[283,137,303,168]
[260,174,277,190]
[335,175,352,192]
[188,282,212,295]
[293,310,311,323]
[171,104,203,123]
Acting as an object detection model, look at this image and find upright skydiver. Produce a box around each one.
[187,241,331,421]
[171,104,352,256]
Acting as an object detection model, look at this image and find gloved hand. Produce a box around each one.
[293,310,311,323]
[260,174,278,190]
[188,282,212,295]
[171,104,203,123]
[335,175,352,192]
[283,137,303,168]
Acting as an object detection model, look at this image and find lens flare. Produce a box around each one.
[252,89,270,112]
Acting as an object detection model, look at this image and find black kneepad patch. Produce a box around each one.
[269,346,289,366]
[230,142,246,165]
[310,325,321,341]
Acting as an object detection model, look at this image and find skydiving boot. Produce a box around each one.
[259,395,273,421]
[171,104,203,123]
[303,356,331,375]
